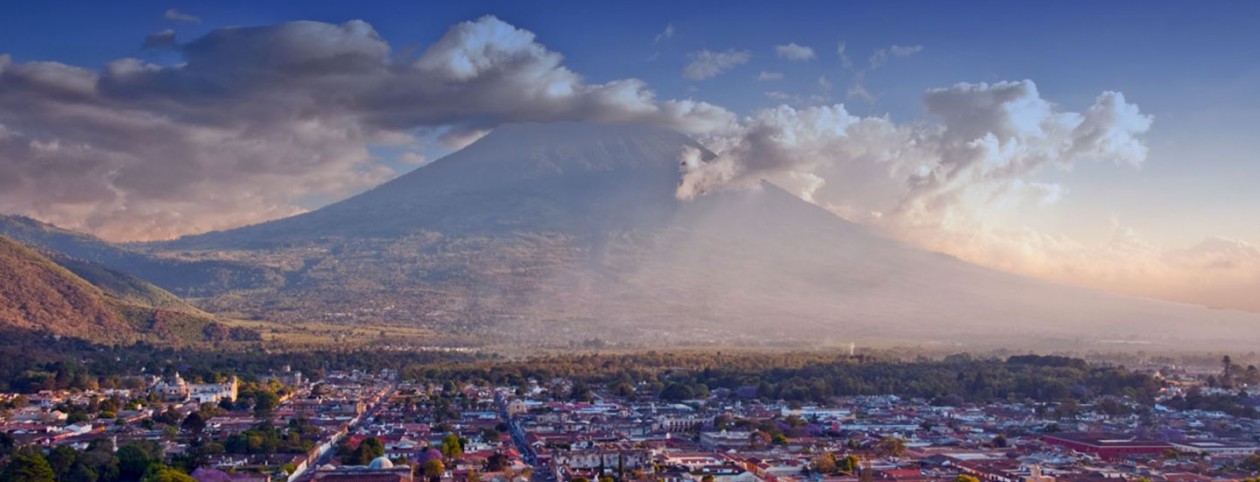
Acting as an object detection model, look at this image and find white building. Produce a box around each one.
[1170,440,1259,457]
[152,373,239,403]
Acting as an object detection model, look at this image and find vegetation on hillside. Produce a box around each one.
[0,236,257,347]
[0,215,284,297]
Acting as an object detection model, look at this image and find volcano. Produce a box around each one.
[29,122,1260,349]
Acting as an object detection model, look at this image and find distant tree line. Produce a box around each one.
[401,352,1163,405]
[0,329,481,392]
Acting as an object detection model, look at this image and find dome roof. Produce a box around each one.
[368,456,394,470]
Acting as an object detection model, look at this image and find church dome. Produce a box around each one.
[368,456,394,469]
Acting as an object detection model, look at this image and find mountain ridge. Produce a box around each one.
[0,214,284,298]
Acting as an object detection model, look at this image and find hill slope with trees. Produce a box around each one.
[0,236,255,346]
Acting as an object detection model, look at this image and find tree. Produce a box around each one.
[1241,454,1260,472]
[486,452,510,472]
[253,390,280,416]
[118,441,164,480]
[77,442,120,482]
[811,453,838,475]
[182,412,207,433]
[569,381,593,402]
[46,445,79,479]
[1056,399,1079,419]
[440,433,463,460]
[1,452,56,482]
[992,434,1008,448]
[423,459,445,482]
[481,428,501,443]
[659,383,694,402]
[361,437,385,459]
[876,437,907,459]
[141,466,196,482]
[748,430,770,448]
[0,432,14,456]
[954,476,980,482]
[838,454,860,474]
[343,437,385,465]
[66,463,99,482]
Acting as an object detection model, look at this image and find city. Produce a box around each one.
[3,354,1260,481]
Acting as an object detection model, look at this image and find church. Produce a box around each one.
[152,373,239,403]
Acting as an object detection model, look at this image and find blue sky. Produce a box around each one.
[1,1,1258,308]
[7,2,1259,117]
[5,2,1258,141]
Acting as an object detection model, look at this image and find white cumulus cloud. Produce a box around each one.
[679,79,1153,244]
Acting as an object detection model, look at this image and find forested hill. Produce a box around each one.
[0,214,283,298]
[0,236,132,340]
[0,236,256,346]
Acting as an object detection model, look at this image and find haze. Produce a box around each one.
[1,1,1258,317]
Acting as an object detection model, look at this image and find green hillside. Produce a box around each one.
[0,236,256,346]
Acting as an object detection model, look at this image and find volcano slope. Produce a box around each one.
[63,121,1260,349]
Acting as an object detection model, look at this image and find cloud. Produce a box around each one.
[679,79,1153,238]
[654,24,675,43]
[163,8,201,24]
[142,29,177,49]
[764,91,793,102]
[847,43,924,103]
[846,78,876,103]
[868,44,922,68]
[902,81,1153,226]
[678,103,912,201]
[1169,236,1260,272]
[836,41,853,69]
[0,16,734,240]
[671,79,1260,310]
[756,71,784,81]
[398,152,430,165]
[775,43,815,61]
[682,49,751,80]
